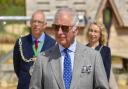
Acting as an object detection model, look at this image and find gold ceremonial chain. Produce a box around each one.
[19,36,36,62]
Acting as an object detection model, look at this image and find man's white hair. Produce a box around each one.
[54,7,79,26]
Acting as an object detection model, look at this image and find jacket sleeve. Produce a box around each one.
[105,47,111,80]
[29,54,44,89]
[94,52,109,89]
[13,39,21,77]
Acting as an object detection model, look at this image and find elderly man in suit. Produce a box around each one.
[30,7,109,89]
[13,10,56,89]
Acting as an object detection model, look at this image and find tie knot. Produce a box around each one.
[35,39,38,43]
[63,48,69,53]
[35,39,39,50]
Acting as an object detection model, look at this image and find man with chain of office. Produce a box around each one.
[13,9,56,89]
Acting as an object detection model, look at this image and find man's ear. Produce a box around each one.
[72,20,79,32]
[43,22,47,29]
[73,27,78,35]
[30,20,32,26]
[72,26,77,32]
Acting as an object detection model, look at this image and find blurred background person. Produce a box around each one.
[13,10,56,89]
[86,22,118,89]
[86,22,111,80]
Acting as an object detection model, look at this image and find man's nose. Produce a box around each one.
[58,27,63,34]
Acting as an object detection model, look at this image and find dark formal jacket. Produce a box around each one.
[13,33,56,89]
[87,44,111,81]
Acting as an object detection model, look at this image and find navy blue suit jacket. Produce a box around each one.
[13,33,56,89]
[87,44,111,81]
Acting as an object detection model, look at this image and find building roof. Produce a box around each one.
[0,0,127,27]
[97,0,128,27]
[26,0,102,27]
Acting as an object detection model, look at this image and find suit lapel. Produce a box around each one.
[23,34,34,59]
[41,33,47,52]
[50,45,65,89]
[49,43,88,89]
[40,33,51,52]
[70,43,87,89]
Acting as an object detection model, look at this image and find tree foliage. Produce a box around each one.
[0,0,25,16]
[0,0,25,6]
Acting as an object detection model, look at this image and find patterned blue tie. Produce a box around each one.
[63,48,72,89]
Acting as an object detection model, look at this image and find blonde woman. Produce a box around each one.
[86,22,111,80]
[86,22,118,89]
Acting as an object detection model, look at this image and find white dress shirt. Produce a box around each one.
[58,39,77,75]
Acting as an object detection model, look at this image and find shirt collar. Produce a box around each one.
[32,32,45,42]
[59,39,77,53]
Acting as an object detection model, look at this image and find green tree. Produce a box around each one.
[0,0,25,16]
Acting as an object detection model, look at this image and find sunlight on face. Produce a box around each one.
[88,24,101,44]
[54,11,77,48]
[31,11,46,38]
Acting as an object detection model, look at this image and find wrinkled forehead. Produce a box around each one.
[31,11,45,21]
[54,11,73,26]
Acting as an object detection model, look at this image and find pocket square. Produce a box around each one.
[81,65,92,74]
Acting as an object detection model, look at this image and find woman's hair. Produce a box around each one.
[87,22,108,45]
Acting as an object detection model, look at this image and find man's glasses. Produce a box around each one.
[31,20,44,25]
[52,24,73,33]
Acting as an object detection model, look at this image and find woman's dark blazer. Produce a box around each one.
[87,44,111,81]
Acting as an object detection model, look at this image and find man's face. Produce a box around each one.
[53,12,78,48]
[31,12,46,38]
